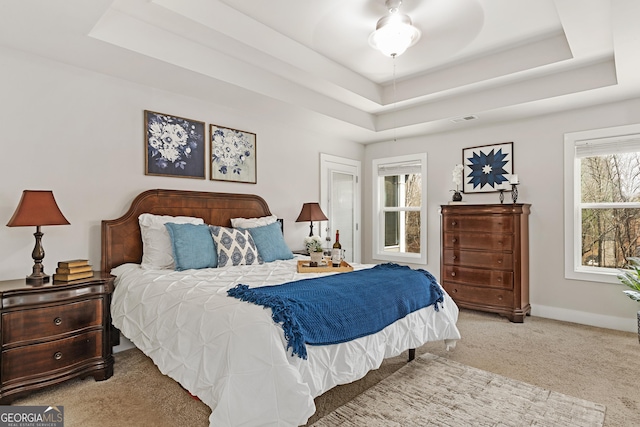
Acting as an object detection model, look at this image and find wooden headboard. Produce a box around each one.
[101,189,272,272]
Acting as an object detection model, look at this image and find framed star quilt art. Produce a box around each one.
[462,142,513,193]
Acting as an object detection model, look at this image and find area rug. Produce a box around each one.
[311,353,606,427]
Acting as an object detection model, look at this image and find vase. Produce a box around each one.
[452,191,462,202]
[310,251,323,267]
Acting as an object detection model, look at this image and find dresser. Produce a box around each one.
[440,204,531,322]
[0,272,114,403]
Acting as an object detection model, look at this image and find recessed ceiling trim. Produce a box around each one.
[89,8,377,131]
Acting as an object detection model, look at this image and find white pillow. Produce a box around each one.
[230,215,278,229]
[139,213,204,270]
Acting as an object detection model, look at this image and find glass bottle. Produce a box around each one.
[331,230,342,267]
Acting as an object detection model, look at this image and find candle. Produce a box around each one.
[509,174,519,185]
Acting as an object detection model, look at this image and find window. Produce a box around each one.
[372,153,427,264]
[564,124,640,283]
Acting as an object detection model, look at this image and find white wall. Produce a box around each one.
[364,97,640,332]
[4,44,639,334]
[0,47,364,280]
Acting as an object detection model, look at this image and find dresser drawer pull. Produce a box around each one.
[451,238,457,243]
[450,271,456,277]
[54,352,62,361]
[497,259,502,264]
[451,221,457,226]
[452,255,457,260]
[497,278,502,282]
[54,317,62,326]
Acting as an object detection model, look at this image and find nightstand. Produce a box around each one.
[0,272,114,403]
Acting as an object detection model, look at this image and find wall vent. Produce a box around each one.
[451,115,478,123]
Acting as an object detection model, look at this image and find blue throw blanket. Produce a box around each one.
[227,263,444,359]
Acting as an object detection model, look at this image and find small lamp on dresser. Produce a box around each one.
[6,190,70,285]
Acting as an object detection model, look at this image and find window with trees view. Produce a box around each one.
[564,124,640,283]
[372,153,427,264]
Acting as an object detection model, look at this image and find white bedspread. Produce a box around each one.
[110,259,460,426]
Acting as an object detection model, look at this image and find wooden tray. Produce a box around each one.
[297,260,353,273]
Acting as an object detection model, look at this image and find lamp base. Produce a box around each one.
[26,273,49,286]
[27,228,49,286]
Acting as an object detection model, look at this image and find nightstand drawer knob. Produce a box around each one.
[54,317,62,326]
[450,271,456,277]
[451,221,457,226]
[452,238,457,243]
[54,352,62,360]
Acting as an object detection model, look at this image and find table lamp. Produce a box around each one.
[6,190,70,285]
[295,202,328,237]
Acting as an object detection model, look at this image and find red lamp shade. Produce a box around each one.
[6,190,69,285]
[7,190,69,227]
[296,202,328,237]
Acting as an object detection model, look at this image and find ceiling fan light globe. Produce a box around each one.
[369,13,421,57]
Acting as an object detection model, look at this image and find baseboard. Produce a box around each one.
[532,304,636,333]
[113,335,136,353]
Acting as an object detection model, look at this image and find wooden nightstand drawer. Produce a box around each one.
[442,265,513,289]
[2,299,102,346]
[443,232,513,251]
[443,249,513,270]
[442,215,513,233]
[1,331,102,383]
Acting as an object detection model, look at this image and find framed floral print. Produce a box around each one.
[144,110,205,179]
[462,142,514,193]
[210,124,257,184]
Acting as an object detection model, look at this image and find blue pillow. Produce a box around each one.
[165,223,217,271]
[240,221,294,263]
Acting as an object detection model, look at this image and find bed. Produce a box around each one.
[101,189,460,426]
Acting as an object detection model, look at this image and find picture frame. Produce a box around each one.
[144,110,205,179]
[210,124,257,184]
[462,142,514,193]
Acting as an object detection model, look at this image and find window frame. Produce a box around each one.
[372,153,428,264]
[564,123,640,283]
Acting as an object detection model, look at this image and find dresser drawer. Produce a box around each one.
[443,249,513,270]
[2,299,102,346]
[442,265,513,289]
[443,232,513,251]
[442,282,513,308]
[443,215,513,233]
[1,331,102,383]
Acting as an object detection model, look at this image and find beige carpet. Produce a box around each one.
[12,309,639,426]
[311,353,605,426]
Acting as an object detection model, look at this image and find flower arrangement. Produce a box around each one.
[147,113,201,170]
[304,235,324,253]
[450,164,464,201]
[451,164,464,192]
[211,127,253,176]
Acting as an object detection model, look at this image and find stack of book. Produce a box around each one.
[52,259,93,282]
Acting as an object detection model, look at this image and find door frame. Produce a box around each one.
[320,153,362,263]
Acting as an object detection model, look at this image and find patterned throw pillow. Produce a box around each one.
[210,226,263,267]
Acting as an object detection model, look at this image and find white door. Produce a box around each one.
[320,154,361,263]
